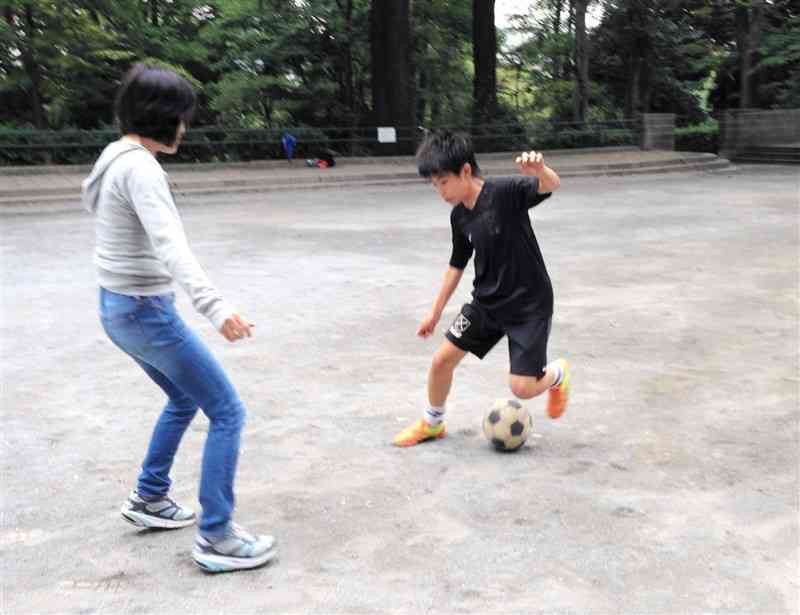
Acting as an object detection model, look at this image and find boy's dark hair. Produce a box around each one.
[416,130,481,178]
[115,64,196,146]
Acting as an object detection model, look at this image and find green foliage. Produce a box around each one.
[0,126,336,165]
[414,0,473,127]
[530,125,637,150]
[1,0,797,164]
[588,0,717,122]
[704,0,800,112]
[0,128,117,165]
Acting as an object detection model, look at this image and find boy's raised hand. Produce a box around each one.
[516,150,545,176]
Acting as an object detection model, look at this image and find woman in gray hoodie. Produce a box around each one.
[82,64,276,573]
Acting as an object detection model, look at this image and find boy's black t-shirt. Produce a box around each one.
[449,176,553,321]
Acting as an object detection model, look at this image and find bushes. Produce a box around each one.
[532,127,636,149]
[0,128,116,165]
[675,122,719,153]
[469,121,638,153]
[0,127,327,165]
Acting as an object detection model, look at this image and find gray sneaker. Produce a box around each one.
[192,523,277,573]
[121,490,196,529]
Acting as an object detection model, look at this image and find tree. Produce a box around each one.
[736,0,764,108]
[3,2,54,128]
[472,0,497,126]
[589,0,716,121]
[335,0,356,121]
[703,0,799,112]
[501,1,577,121]
[4,0,796,155]
[370,0,415,152]
[414,0,472,127]
[573,0,589,122]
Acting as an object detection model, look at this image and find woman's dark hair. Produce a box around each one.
[415,130,481,178]
[115,64,196,146]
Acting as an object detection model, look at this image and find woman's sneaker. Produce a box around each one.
[121,490,196,529]
[192,523,277,573]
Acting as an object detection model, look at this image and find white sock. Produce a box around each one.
[424,405,446,426]
[547,360,564,388]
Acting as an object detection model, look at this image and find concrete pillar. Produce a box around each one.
[720,110,740,159]
[640,113,676,150]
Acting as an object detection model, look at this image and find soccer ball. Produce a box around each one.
[482,399,532,452]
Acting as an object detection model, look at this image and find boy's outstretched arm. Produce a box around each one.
[516,150,561,193]
[417,266,464,338]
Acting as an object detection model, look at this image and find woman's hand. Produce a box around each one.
[221,313,254,342]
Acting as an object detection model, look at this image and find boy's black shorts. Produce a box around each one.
[445,302,551,378]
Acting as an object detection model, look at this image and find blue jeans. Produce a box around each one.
[99,287,245,538]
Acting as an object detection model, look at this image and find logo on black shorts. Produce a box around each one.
[449,313,471,338]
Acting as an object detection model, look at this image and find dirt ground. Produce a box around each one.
[1,166,798,614]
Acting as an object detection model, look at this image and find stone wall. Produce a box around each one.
[721,109,800,156]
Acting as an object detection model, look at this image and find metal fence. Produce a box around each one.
[0,119,642,166]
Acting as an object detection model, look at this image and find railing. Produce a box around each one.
[0,119,642,166]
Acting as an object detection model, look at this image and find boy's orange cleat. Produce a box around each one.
[547,359,571,419]
[392,419,446,447]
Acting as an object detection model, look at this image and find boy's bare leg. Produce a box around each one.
[393,340,466,446]
[509,359,571,418]
[508,370,556,400]
[428,340,468,406]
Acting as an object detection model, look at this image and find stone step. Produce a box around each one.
[0,157,733,211]
[734,157,800,165]
[0,153,729,200]
[733,146,800,165]
[738,147,800,155]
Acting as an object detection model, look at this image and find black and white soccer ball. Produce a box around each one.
[482,399,532,452]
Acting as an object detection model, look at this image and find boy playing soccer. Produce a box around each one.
[393,130,571,447]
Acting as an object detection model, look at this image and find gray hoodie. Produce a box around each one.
[82,140,233,330]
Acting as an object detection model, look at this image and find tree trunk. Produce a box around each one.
[568,0,575,36]
[22,6,47,130]
[552,0,564,34]
[417,68,428,125]
[623,2,648,119]
[737,0,763,109]
[573,0,589,123]
[472,0,497,128]
[150,0,159,27]
[341,0,356,152]
[370,0,415,153]
[564,0,575,79]
[552,0,564,79]
[625,54,640,119]
[431,97,441,125]
[370,2,389,125]
[336,0,355,116]
[638,50,651,113]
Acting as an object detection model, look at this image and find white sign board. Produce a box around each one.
[377,127,397,143]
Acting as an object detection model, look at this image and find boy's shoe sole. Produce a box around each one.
[121,508,196,529]
[192,543,278,573]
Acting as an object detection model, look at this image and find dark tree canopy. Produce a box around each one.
[1,0,797,137]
